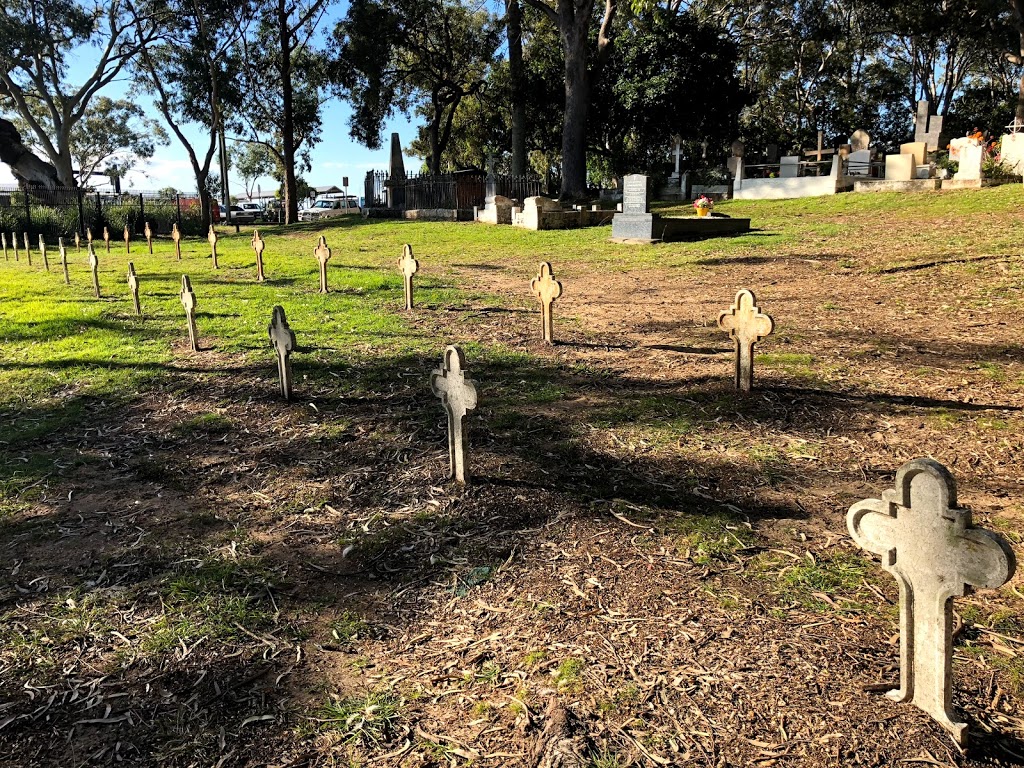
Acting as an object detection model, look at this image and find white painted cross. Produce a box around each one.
[530,261,563,344]
[268,305,297,400]
[314,235,331,294]
[180,274,199,352]
[398,244,418,310]
[672,139,684,175]
[848,458,1016,746]
[430,345,478,484]
[717,289,774,392]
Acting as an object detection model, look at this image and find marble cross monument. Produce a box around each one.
[252,229,266,282]
[717,289,774,392]
[398,244,418,310]
[430,345,478,484]
[180,275,199,352]
[314,235,331,293]
[127,262,141,316]
[848,459,1015,746]
[530,261,563,344]
[268,305,297,400]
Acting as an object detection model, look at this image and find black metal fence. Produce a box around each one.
[0,185,208,242]
[364,171,543,210]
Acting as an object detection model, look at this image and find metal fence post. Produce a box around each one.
[24,188,31,234]
[175,194,181,226]
[139,193,145,233]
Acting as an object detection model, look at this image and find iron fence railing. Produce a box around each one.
[364,171,543,210]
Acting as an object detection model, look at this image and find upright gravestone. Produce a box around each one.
[180,275,199,352]
[430,345,478,484]
[717,289,774,392]
[103,226,110,253]
[123,224,131,254]
[38,235,49,271]
[914,100,944,152]
[74,230,80,252]
[144,221,153,254]
[398,244,418,310]
[314,235,331,294]
[530,262,563,344]
[611,174,662,242]
[268,305,297,400]
[127,262,141,316]
[848,459,1015,746]
[88,244,100,298]
[59,237,69,284]
[23,233,31,265]
[252,230,267,282]
[208,225,218,269]
[172,222,182,260]
[1,232,6,261]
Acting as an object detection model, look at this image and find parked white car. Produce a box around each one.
[298,198,358,222]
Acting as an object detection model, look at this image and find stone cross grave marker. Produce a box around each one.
[103,226,110,253]
[74,230,80,252]
[88,244,100,298]
[848,458,1015,746]
[268,305,297,400]
[208,225,218,269]
[127,262,141,316]
[430,345,478,484]
[123,224,131,254]
[59,237,69,284]
[252,230,266,282]
[717,289,774,392]
[1,232,6,261]
[398,244,419,310]
[144,221,153,254]
[12,232,19,261]
[314,235,331,293]
[180,275,199,352]
[23,233,31,265]
[86,227,93,247]
[530,261,563,344]
[38,235,49,271]
[172,222,182,260]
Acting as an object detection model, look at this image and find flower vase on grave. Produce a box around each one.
[696,207,711,218]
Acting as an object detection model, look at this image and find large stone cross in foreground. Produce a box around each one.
[430,345,478,484]
[848,458,1016,746]
[268,305,297,400]
[180,275,199,352]
[127,262,141,316]
[717,289,774,392]
[530,261,563,344]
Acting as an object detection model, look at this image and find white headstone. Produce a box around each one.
[779,156,800,178]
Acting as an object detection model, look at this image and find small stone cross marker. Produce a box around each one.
[1,232,7,261]
[717,289,774,392]
[430,345,478,484]
[123,224,131,254]
[144,221,153,254]
[398,244,419,310]
[208,225,218,269]
[314,235,331,293]
[74,230,80,252]
[180,275,199,352]
[127,262,141,316]
[23,233,31,265]
[103,226,110,253]
[252,230,266,282]
[86,228,93,247]
[530,261,563,344]
[88,244,100,298]
[59,237,69,284]
[268,305,297,400]
[848,459,1015,746]
[39,235,49,271]
[172,222,182,260]
[10,231,17,261]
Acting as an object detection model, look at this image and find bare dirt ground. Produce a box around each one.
[1,219,1022,767]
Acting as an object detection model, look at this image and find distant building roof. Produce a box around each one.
[314,185,343,194]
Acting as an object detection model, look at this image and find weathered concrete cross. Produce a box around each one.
[430,345,478,484]
[127,262,141,316]
[103,226,110,253]
[208,225,219,269]
[252,230,266,282]
[530,261,563,344]
[314,235,331,293]
[717,289,774,392]
[398,244,418,310]
[172,222,182,261]
[39,235,49,271]
[86,227,93,248]
[59,237,69,284]
[268,305,297,400]
[9,231,16,261]
[1,232,6,261]
[848,459,1015,746]
[74,230,80,252]
[88,244,100,298]
[180,275,199,352]
[144,221,153,254]
[23,233,31,265]
[123,224,131,254]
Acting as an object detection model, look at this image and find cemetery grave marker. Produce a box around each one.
[172,222,182,260]
[208,225,219,269]
[23,233,31,265]
[848,459,1015,746]
[530,261,563,344]
[12,232,19,261]
[145,221,153,254]
[252,230,266,282]
[59,238,69,284]
[430,345,478,484]
[914,100,944,151]
[850,129,871,152]
[180,275,199,352]
[38,235,49,271]
[74,230,81,252]
[314,235,331,293]
[86,228,93,247]
[1,232,6,261]
[127,262,141,316]
[88,244,100,298]
[268,305,297,400]
[123,224,131,254]
[717,289,774,392]
[398,244,418,310]
[103,226,110,253]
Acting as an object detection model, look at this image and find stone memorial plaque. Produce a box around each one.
[430,345,478,484]
[180,275,199,352]
[848,459,1015,746]
[530,261,563,344]
[127,262,141,316]
[88,244,100,298]
[717,289,774,392]
[23,233,31,265]
[622,174,651,214]
[123,224,131,254]
[172,222,182,260]
[268,305,297,400]
[252,229,266,282]
[398,244,419,310]
[208,225,218,269]
[144,221,153,254]
[38,235,49,271]
[314,235,331,294]
[59,237,69,284]
[103,226,110,253]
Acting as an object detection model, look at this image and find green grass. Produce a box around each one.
[316,691,403,746]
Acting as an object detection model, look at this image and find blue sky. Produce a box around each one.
[0,3,420,197]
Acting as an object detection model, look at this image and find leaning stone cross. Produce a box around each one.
[38,235,49,271]
[172,222,182,260]
[268,305,297,400]
[530,261,563,344]
[103,226,110,253]
[127,262,141,316]
[208,225,219,269]
[717,289,774,392]
[314,235,331,293]
[144,221,153,254]
[59,237,69,284]
[252,230,266,282]
[180,275,199,352]
[430,345,478,484]
[123,224,131,254]
[398,244,419,309]
[848,458,1016,746]
[88,244,100,298]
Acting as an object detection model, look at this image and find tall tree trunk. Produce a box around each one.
[1012,0,1024,124]
[429,99,442,174]
[558,9,590,200]
[279,0,299,224]
[506,0,527,175]
[198,181,213,231]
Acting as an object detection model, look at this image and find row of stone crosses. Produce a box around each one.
[2,228,1017,749]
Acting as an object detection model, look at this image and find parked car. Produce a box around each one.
[238,202,267,221]
[227,204,258,224]
[298,197,358,222]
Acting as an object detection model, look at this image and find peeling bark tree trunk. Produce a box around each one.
[0,118,62,188]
